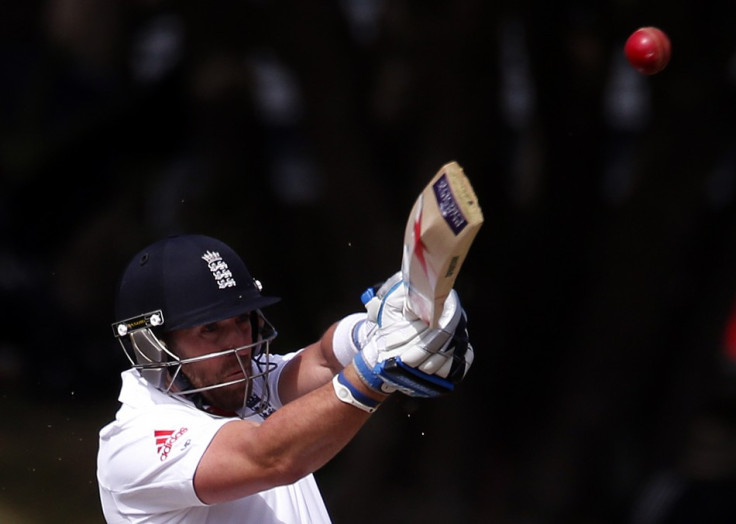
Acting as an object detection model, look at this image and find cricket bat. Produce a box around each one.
[401,161,484,328]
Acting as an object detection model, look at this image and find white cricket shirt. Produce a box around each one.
[97,354,332,523]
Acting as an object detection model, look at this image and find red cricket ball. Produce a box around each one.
[624,26,671,75]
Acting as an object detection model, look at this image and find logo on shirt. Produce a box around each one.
[246,393,276,419]
[155,427,189,461]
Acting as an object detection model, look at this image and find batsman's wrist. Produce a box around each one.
[332,368,387,413]
[344,362,392,402]
[352,353,397,395]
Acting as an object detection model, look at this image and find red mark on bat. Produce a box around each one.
[413,211,428,277]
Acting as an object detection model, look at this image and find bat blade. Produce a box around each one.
[401,161,483,328]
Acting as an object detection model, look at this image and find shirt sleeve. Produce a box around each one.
[99,403,233,515]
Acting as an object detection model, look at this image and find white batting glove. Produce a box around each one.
[353,272,473,397]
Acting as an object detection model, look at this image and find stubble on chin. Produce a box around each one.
[202,378,252,412]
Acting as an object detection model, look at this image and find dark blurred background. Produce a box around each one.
[3,1,736,523]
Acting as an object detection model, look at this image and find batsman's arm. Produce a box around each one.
[194,357,389,504]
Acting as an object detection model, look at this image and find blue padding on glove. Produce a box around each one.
[376,357,455,398]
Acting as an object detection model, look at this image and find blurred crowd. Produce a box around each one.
[3,1,736,522]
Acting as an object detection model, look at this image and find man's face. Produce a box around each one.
[167,313,255,412]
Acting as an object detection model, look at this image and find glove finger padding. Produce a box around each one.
[400,289,461,372]
[442,311,474,383]
[379,310,474,397]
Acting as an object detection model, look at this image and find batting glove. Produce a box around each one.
[353,272,474,397]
